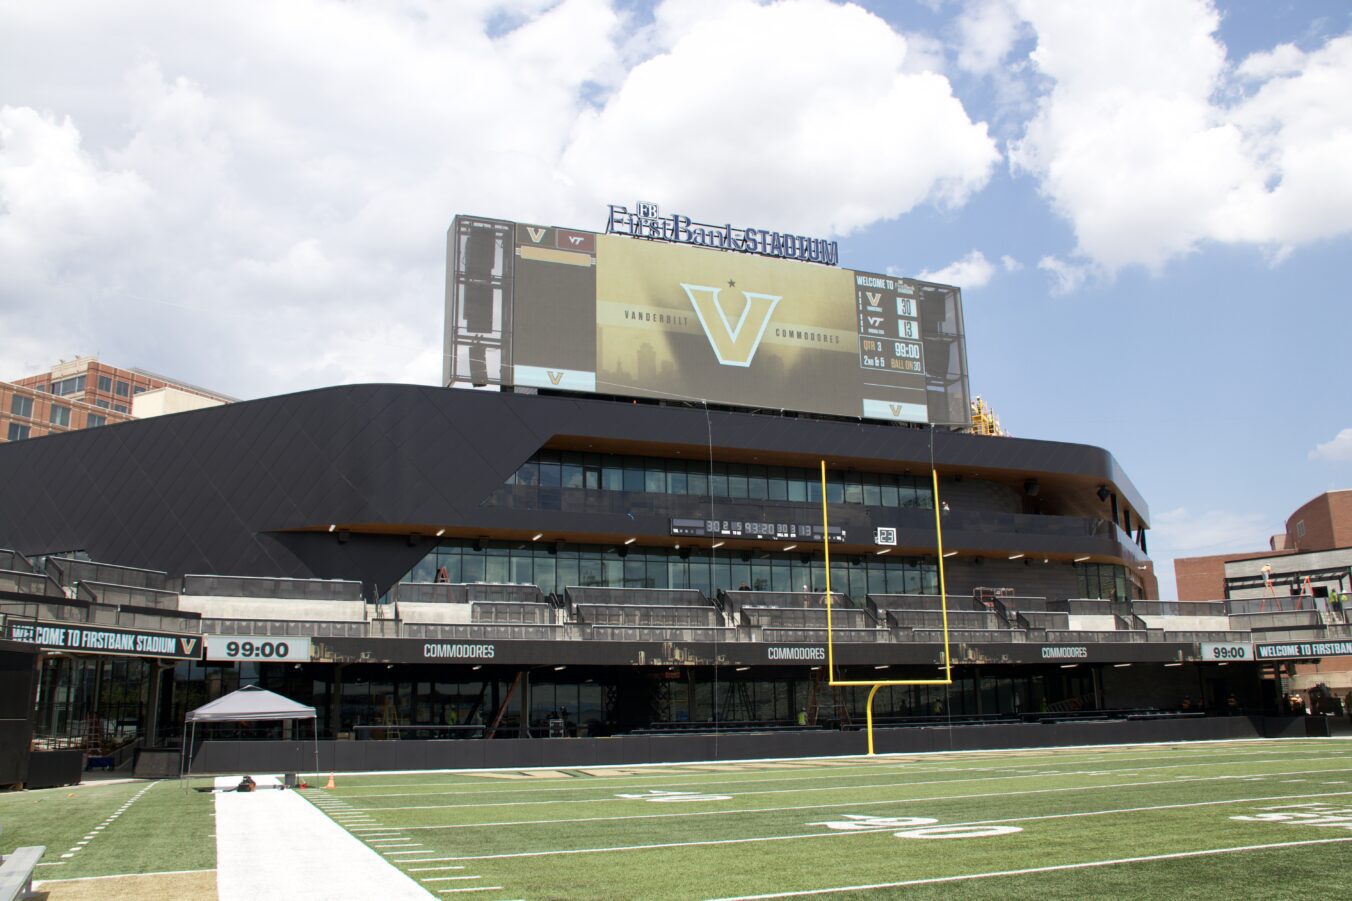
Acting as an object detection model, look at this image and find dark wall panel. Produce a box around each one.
[190,717,1272,774]
[0,385,1148,593]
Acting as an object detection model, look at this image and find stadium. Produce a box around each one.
[1,207,1349,898]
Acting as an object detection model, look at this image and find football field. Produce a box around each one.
[305,738,1352,899]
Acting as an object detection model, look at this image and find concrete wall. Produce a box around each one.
[396,602,473,624]
[178,595,367,622]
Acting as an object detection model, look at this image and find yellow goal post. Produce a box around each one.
[820,460,953,754]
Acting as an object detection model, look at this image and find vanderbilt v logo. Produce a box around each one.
[889,404,904,417]
[681,283,781,367]
[546,370,565,385]
[526,227,547,243]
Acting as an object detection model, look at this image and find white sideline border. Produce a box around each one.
[299,736,1345,779]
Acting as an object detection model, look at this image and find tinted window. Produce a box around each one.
[9,395,32,418]
[49,405,71,427]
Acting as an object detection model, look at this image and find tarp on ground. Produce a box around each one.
[187,685,316,723]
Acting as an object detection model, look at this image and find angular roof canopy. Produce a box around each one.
[186,685,315,722]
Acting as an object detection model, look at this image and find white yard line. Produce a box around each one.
[703,836,1352,899]
[37,868,215,885]
[214,788,432,900]
[359,763,1352,815]
[391,779,1352,833]
[429,784,1352,861]
[319,738,1326,783]
[338,747,1323,800]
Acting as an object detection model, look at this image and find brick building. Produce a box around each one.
[1,357,232,444]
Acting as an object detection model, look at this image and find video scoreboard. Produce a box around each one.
[444,211,970,426]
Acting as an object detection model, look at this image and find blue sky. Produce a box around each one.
[1,0,1349,596]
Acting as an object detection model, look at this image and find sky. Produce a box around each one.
[1,0,1349,598]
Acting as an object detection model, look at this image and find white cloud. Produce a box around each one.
[1009,0,1352,272]
[955,0,1023,74]
[1151,506,1271,556]
[920,249,996,288]
[1036,255,1092,294]
[999,254,1022,272]
[560,0,999,235]
[0,0,999,398]
[1148,505,1274,600]
[1310,428,1352,463]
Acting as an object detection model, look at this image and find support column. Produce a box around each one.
[330,663,349,739]
[518,669,531,738]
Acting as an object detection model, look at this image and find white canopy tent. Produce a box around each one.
[181,685,319,780]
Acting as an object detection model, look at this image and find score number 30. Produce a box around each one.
[224,640,291,659]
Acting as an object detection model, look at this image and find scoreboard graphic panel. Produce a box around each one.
[446,216,970,426]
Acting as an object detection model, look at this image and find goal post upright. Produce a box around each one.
[821,460,953,755]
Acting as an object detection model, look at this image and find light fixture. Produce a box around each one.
[532,533,543,541]
[553,665,566,671]
[328,524,336,533]
[1097,485,1110,502]
[1060,664,1078,669]
[471,665,481,671]
[810,666,820,671]
[1113,663,1132,668]
[736,666,749,672]
[1042,558,1049,564]
[783,544,797,551]
[1074,556,1091,563]
[874,665,889,670]
[436,528,446,538]
[943,550,958,558]
[1008,553,1025,560]
[875,549,891,556]
[624,537,636,545]
[712,541,724,549]
[1164,663,1183,667]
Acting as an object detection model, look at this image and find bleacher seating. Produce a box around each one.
[565,586,712,607]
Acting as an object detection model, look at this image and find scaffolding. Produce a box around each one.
[968,396,1006,437]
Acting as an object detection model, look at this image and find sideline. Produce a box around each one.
[703,836,1352,899]
[214,783,430,900]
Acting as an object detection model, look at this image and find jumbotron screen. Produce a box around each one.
[443,215,970,426]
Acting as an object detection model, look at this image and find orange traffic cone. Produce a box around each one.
[325,773,336,789]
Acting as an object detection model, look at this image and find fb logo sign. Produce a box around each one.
[635,201,660,218]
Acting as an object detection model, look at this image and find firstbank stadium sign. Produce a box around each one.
[606,203,839,266]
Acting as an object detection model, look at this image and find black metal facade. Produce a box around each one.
[0,384,1148,595]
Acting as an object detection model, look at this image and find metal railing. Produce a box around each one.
[76,581,181,610]
[575,603,722,628]
[565,586,712,608]
[585,625,738,643]
[0,568,63,597]
[204,618,368,638]
[183,574,363,601]
[761,627,883,643]
[46,556,174,591]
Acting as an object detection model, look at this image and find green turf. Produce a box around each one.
[307,739,1352,899]
[0,779,215,879]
